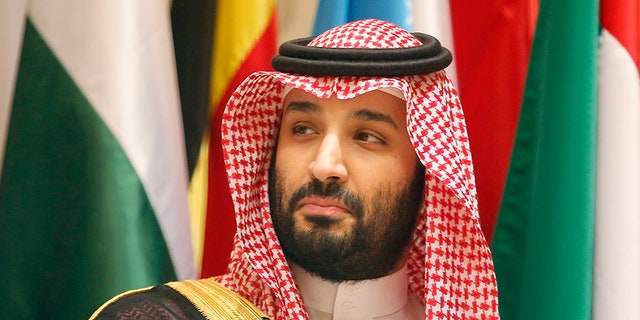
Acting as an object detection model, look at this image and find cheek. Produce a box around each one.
[352,153,418,188]
[275,147,309,186]
[391,142,421,185]
[273,150,309,207]
[269,165,294,221]
[397,154,420,181]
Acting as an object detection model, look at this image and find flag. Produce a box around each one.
[171,0,216,178]
[412,0,458,85]
[0,0,26,173]
[0,1,195,319]
[170,0,216,274]
[278,0,320,43]
[312,0,411,34]
[447,0,535,241]
[491,0,599,319]
[594,0,640,318]
[198,0,279,277]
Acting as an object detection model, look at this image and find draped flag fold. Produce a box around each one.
[0,2,194,318]
[198,0,279,277]
[594,0,640,319]
[492,1,599,319]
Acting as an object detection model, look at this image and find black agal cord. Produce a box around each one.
[271,33,452,77]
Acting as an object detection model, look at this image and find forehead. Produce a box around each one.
[282,88,407,119]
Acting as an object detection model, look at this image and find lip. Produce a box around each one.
[296,196,352,218]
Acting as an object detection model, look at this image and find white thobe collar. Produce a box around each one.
[291,264,421,320]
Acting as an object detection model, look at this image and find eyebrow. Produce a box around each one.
[284,100,398,129]
[350,109,398,129]
[284,101,319,114]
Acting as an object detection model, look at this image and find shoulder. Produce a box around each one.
[167,278,270,319]
[90,284,205,320]
[90,278,270,320]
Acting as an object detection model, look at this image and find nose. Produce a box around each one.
[308,133,348,183]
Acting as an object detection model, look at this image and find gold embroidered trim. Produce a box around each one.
[88,286,154,320]
[167,277,269,319]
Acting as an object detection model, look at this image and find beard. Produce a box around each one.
[268,163,425,282]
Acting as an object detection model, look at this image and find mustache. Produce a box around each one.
[287,179,364,217]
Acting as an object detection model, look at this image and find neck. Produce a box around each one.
[291,263,410,319]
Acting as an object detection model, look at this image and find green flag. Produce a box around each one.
[0,2,195,319]
[491,0,599,319]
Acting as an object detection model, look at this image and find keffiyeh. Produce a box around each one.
[218,19,499,320]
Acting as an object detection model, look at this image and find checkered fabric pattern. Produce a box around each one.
[217,19,500,320]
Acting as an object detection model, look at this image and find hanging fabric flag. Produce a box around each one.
[447,0,535,241]
[491,0,599,319]
[594,0,640,319]
[0,1,194,319]
[171,0,216,179]
[412,0,458,84]
[312,0,410,34]
[0,0,25,173]
[170,0,217,275]
[198,0,279,277]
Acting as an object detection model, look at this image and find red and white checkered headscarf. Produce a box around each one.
[218,19,499,320]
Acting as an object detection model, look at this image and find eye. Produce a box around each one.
[354,131,385,144]
[292,124,317,136]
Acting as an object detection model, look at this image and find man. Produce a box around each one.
[91,19,499,319]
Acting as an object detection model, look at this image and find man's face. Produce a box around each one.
[269,88,425,282]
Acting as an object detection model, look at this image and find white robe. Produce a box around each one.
[291,264,424,320]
